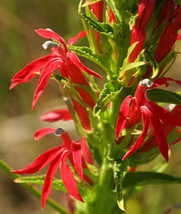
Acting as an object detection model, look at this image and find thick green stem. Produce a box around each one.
[76,157,124,214]
[0,160,70,214]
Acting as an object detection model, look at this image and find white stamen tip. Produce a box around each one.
[168,104,176,112]
[45,28,54,32]
[140,79,153,87]
[42,41,58,49]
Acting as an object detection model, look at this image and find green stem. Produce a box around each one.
[83,158,124,214]
[0,160,70,214]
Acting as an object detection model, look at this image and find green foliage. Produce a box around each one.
[68,45,111,73]
[147,89,181,105]
[113,160,128,210]
[80,13,114,38]
[15,175,67,192]
[94,82,122,114]
[122,172,181,188]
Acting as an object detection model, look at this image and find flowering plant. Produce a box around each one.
[1,0,181,213]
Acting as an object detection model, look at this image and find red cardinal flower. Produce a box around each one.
[90,0,104,53]
[129,0,155,62]
[10,28,102,130]
[155,5,181,64]
[40,109,72,122]
[116,79,181,161]
[138,105,181,153]
[12,128,84,209]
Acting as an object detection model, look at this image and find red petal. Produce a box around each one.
[150,109,168,162]
[11,146,61,174]
[61,151,84,202]
[109,8,117,23]
[90,0,104,22]
[10,55,52,89]
[11,55,52,81]
[81,137,93,165]
[10,74,36,90]
[153,77,181,87]
[41,154,61,209]
[72,141,85,182]
[35,29,68,52]
[122,106,150,160]
[40,109,72,122]
[68,52,102,79]
[68,31,87,46]
[34,128,56,141]
[116,96,134,139]
[147,101,181,126]
[72,100,91,130]
[61,132,72,151]
[32,58,62,109]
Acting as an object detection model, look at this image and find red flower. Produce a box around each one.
[138,105,181,153]
[129,0,155,62]
[10,28,102,130]
[90,0,104,22]
[116,79,181,161]
[40,108,72,122]
[154,5,181,64]
[12,128,84,208]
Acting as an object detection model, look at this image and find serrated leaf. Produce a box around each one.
[113,160,128,211]
[105,0,123,28]
[122,172,181,189]
[68,45,110,73]
[15,175,67,192]
[80,13,114,37]
[120,61,147,75]
[94,82,122,114]
[145,50,159,78]
[82,0,102,7]
[147,89,181,105]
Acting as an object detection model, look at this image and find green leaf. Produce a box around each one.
[105,0,123,28]
[113,160,128,211]
[68,45,110,73]
[82,0,102,7]
[80,13,114,38]
[147,89,181,105]
[15,175,67,192]
[123,172,181,189]
[120,61,147,75]
[94,82,122,114]
[145,50,159,78]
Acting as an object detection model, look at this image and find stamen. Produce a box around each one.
[140,79,153,87]
[54,128,65,136]
[42,41,58,49]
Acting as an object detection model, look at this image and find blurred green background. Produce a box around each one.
[0,1,181,213]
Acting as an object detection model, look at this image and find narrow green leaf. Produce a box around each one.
[68,45,110,73]
[123,172,181,189]
[120,61,147,75]
[94,82,122,114]
[80,13,114,37]
[113,160,128,211]
[145,50,159,78]
[147,89,181,105]
[15,175,67,192]
[82,0,102,7]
